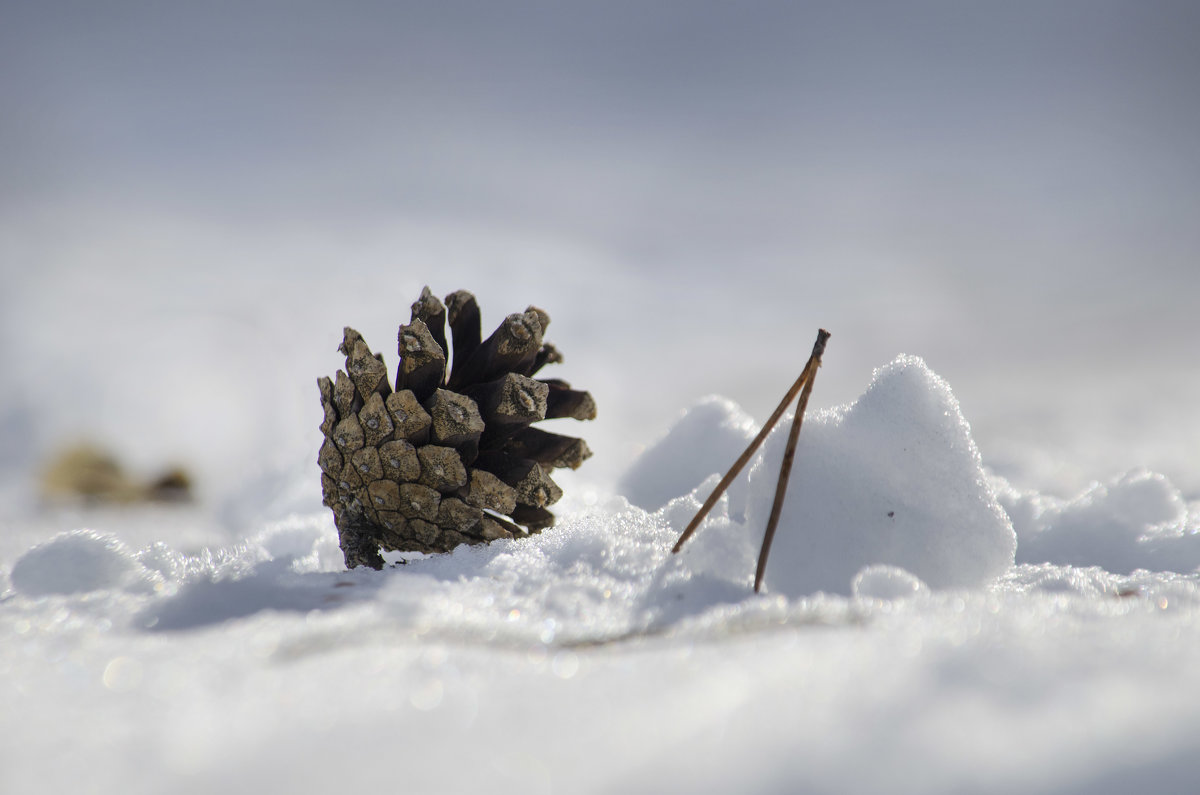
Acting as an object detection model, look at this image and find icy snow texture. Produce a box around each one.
[5,355,1200,795]
[660,355,1016,595]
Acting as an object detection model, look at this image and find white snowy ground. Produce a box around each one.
[5,354,1200,795]
[4,7,1200,790]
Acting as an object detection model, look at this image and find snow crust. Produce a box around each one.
[4,356,1200,794]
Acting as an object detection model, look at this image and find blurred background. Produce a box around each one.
[2,0,1198,532]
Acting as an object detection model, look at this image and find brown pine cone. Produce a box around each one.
[319,287,597,569]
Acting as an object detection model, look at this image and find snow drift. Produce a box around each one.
[999,469,1200,573]
[639,355,1016,595]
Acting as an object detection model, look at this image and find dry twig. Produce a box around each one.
[754,330,828,591]
[671,329,831,592]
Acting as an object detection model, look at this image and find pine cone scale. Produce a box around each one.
[384,390,432,443]
[445,290,482,380]
[410,286,449,359]
[396,319,446,400]
[378,439,420,481]
[416,445,468,492]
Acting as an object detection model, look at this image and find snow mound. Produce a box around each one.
[619,395,757,514]
[369,498,686,644]
[663,355,1017,595]
[10,530,157,596]
[1000,470,1200,573]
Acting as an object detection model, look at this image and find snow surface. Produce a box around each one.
[5,356,1200,794]
[6,5,1200,792]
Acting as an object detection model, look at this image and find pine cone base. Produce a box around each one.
[319,287,596,569]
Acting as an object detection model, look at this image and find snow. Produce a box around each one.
[669,355,1016,596]
[5,355,1200,794]
[9,530,156,597]
[5,4,1200,792]
[1000,469,1200,574]
[852,564,929,600]
[619,395,757,514]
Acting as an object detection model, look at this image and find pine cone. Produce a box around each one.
[318,287,597,569]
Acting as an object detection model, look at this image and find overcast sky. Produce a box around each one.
[2,1,1198,494]
[4,1,1196,247]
